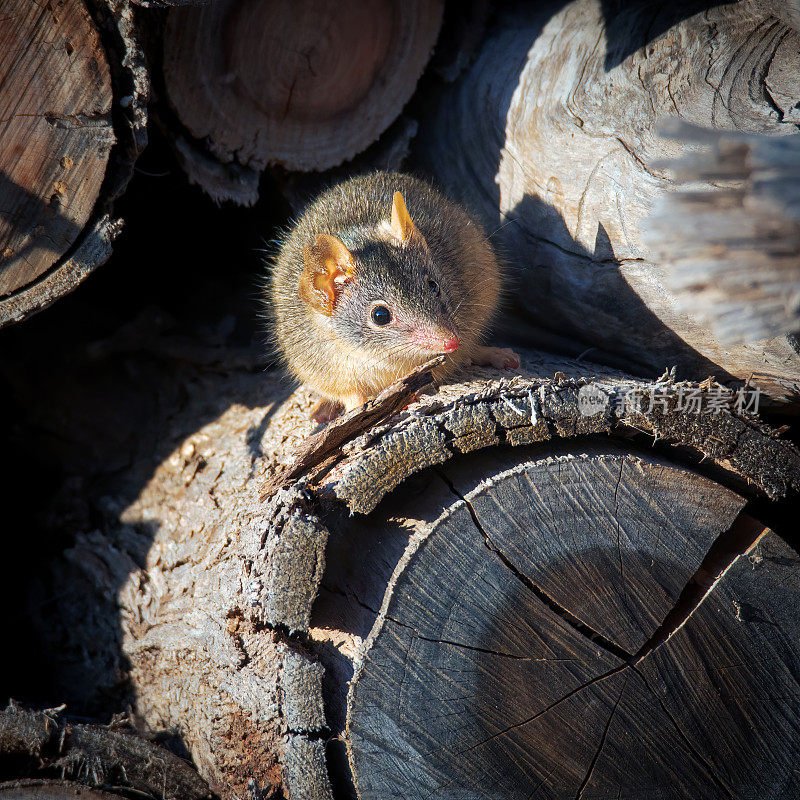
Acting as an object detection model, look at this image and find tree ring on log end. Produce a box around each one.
[163,0,444,172]
[343,444,800,798]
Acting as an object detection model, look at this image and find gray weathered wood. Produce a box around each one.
[643,122,800,347]
[344,447,758,798]
[416,0,800,407]
[636,533,800,796]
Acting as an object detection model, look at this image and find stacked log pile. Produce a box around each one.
[1,2,799,800]
[20,348,800,798]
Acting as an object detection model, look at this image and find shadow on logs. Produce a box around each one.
[0,704,213,800]
[413,0,800,407]
[12,342,800,799]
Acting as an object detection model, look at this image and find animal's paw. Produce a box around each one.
[311,398,344,424]
[472,346,520,370]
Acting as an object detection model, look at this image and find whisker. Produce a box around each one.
[487,217,519,240]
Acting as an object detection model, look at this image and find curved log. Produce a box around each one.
[0,0,147,328]
[415,0,800,407]
[161,0,443,203]
[27,346,800,798]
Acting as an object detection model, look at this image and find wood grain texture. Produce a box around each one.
[0,784,124,800]
[0,0,148,327]
[636,532,800,797]
[643,122,800,348]
[346,448,758,798]
[162,0,443,199]
[416,0,800,406]
[0,0,113,298]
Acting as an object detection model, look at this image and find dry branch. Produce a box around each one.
[0,704,212,800]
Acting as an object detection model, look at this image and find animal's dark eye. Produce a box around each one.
[428,279,440,294]
[371,305,392,326]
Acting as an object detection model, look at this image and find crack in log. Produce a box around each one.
[435,457,767,671]
[319,582,380,617]
[574,674,628,800]
[435,468,634,663]
[632,510,768,663]
[613,459,626,599]
[384,614,557,663]
[452,666,626,758]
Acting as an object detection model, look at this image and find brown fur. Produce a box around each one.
[269,172,503,410]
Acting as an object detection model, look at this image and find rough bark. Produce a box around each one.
[28,346,800,799]
[0,0,147,328]
[414,0,800,407]
[160,0,444,204]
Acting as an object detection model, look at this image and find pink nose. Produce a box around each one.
[441,336,459,353]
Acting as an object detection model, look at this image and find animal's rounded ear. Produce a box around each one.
[390,191,426,247]
[299,234,355,315]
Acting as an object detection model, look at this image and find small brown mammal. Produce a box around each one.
[270,171,518,422]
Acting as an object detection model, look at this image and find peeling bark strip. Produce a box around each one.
[321,365,800,515]
[33,349,800,799]
[0,0,147,327]
[262,357,443,497]
[416,0,800,406]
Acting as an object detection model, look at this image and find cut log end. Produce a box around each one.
[338,444,798,797]
[162,0,444,177]
[0,0,113,300]
[0,0,147,328]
